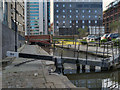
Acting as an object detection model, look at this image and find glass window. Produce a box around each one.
[70,26,72,28]
[82,16,85,18]
[76,16,78,18]
[63,4,65,7]
[56,10,59,12]
[89,16,91,18]
[56,15,59,18]
[63,21,65,23]
[76,10,78,13]
[70,15,72,18]
[89,20,91,23]
[70,20,72,23]
[57,21,59,23]
[95,15,97,18]
[82,10,85,13]
[95,10,97,13]
[63,15,65,18]
[82,26,85,29]
[82,20,85,23]
[63,10,65,12]
[76,26,78,28]
[56,4,58,7]
[70,4,72,7]
[57,26,59,29]
[63,26,65,28]
[76,21,78,23]
[95,20,97,23]
[70,10,72,13]
[89,10,91,13]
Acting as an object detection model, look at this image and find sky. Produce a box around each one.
[50,0,116,23]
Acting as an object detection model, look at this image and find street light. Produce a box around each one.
[15,0,17,52]
[98,15,101,47]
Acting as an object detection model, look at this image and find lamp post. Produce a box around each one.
[98,16,101,47]
[15,0,17,52]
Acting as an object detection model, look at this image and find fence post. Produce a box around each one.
[76,43,80,73]
[111,42,115,64]
[102,42,106,66]
[86,42,88,64]
[95,42,98,60]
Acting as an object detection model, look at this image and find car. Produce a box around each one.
[87,35,95,41]
[107,33,119,41]
[101,34,108,40]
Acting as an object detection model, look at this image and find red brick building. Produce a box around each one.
[103,0,120,33]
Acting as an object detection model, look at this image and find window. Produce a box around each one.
[95,16,97,18]
[56,10,59,13]
[56,4,58,7]
[70,10,72,13]
[63,10,65,12]
[89,10,91,13]
[70,26,72,28]
[70,4,72,7]
[89,20,91,23]
[89,16,91,18]
[70,20,72,23]
[76,21,78,23]
[82,20,85,23]
[95,20,97,23]
[76,10,78,13]
[63,26,65,28]
[95,10,97,13]
[69,15,72,18]
[76,26,78,28]
[57,26,59,29]
[63,4,65,7]
[63,15,65,18]
[57,21,59,23]
[82,26,85,29]
[82,16,85,18]
[56,15,59,18]
[82,10,85,13]
[63,21,65,23]
[76,15,78,18]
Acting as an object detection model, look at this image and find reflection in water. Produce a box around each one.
[65,70,120,89]
[41,46,120,89]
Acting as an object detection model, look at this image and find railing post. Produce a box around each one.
[76,43,80,73]
[61,41,63,59]
[74,40,76,57]
[111,42,115,64]
[102,42,106,66]
[107,42,109,57]
[86,42,88,64]
[95,42,98,60]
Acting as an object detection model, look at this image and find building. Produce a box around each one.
[3,0,25,36]
[1,0,25,59]
[54,0,103,35]
[25,0,50,35]
[103,0,120,33]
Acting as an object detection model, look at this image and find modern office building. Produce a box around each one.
[25,0,50,35]
[2,0,25,36]
[103,0,120,33]
[54,0,103,35]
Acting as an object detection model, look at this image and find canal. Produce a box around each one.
[41,46,120,89]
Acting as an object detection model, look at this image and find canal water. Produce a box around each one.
[41,46,120,89]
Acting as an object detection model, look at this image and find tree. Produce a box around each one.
[78,26,88,39]
[109,19,120,34]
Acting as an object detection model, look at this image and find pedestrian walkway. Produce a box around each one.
[2,45,88,89]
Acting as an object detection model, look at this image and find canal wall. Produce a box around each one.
[2,23,25,59]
